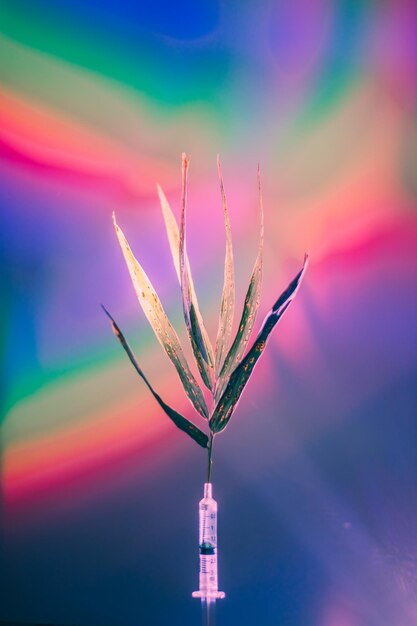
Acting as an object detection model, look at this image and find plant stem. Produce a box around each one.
[207,432,214,483]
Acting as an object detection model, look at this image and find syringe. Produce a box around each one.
[192,482,225,600]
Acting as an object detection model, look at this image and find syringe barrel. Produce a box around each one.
[199,482,217,594]
[192,482,225,599]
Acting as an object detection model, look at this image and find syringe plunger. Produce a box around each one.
[192,483,225,600]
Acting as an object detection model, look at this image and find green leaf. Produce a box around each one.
[179,154,213,391]
[113,212,209,419]
[210,256,309,434]
[101,306,209,448]
[157,183,215,370]
[215,165,264,401]
[214,156,235,377]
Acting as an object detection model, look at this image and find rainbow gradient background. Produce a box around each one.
[1,1,417,625]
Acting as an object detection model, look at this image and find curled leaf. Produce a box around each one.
[179,154,213,391]
[101,306,208,448]
[157,184,214,369]
[215,166,264,401]
[113,212,209,419]
[214,156,235,377]
[210,255,309,434]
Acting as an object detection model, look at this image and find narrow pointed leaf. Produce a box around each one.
[113,212,209,419]
[214,156,235,376]
[157,184,214,369]
[210,256,309,434]
[215,166,264,401]
[101,306,208,448]
[179,154,213,391]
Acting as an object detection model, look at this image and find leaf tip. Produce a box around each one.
[101,304,121,339]
[256,168,264,235]
[100,302,110,317]
[156,183,167,207]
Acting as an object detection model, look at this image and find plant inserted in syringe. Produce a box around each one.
[103,153,308,601]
